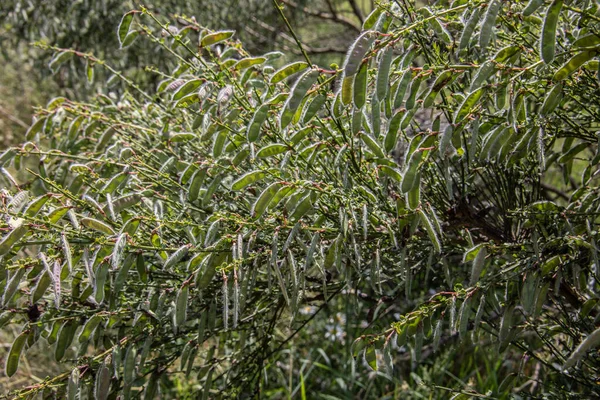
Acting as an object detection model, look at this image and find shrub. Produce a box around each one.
[1,1,600,398]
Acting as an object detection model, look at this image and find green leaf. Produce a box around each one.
[201,30,235,47]
[247,104,270,142]
[454,86,486,123]
[541,0,563,64]
[270,62,309,84]
[256,143,288,158]
[48,51,73,73]
[540,82,563,115]
[362,8,383,31]
[572,34,600,49]
[118,12,135,48]
[553,51,596,81]
[252,182,283,218]
[364,344,378,371]
[78,315,103,343]
[423,70,454,108]
[231,170,267,191]
[234,57,266,70]
[173,79,203,101]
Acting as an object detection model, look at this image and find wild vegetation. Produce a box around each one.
[1,0,600,398]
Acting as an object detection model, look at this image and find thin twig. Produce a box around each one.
[279,0,361,33]
[272,0,313,67]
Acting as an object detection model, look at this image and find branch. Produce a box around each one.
[540,182,569,201]
[280,0,361,33]
[346,0,365,24]
[0,104,29,129]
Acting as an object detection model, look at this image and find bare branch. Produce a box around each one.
[346,0,365,24]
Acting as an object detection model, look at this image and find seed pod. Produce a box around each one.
[432,319,443,353]
[563,327,600,371]
[376,47,394,100]
[55,320,76,362]
[0,225,29,257]
[164,245,190,270]
[94,362,111,400]
[553,51,595,82]
[280,68,320,130]
[541,0,563,64]
[344,31,376,77]
[123,345,137,383]
[5,330,28,377]
[81,217,115,235]
[469,246,487,286]
[252,182,283,219]
[353,61,368,109]
[479,0,502,49]
[458,298,471,340]
[498,304,514,353]
[232,170,267,191]
[67,368,79,400]
[458,8,482,53]
[523,0,544,16]
[175,284,189,327]
[2,268,25,307]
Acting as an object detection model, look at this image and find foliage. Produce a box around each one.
[0,0,371,148]
[1,0,600,398]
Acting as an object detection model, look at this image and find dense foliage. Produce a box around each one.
[1,0,600,398]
